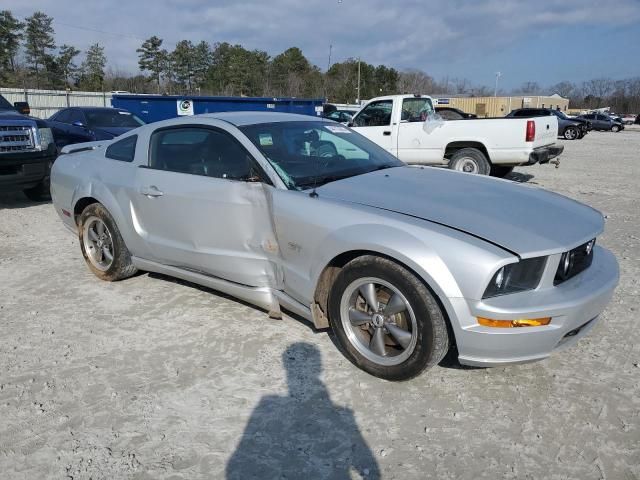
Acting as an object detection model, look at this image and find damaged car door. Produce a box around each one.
[132,125,280,287]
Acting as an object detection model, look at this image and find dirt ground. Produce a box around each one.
[1,128,639,480]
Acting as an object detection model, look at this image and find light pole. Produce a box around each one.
[356,57,361,104]
[494,72,502,97]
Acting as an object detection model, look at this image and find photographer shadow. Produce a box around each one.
[226,342,380,479]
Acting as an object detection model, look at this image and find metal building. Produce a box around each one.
[433,94,569,117]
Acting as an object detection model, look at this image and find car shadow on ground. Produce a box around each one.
[225,342,381,479]
[0,192,51,210]
[505,172,536,184]
[145,272,320,331]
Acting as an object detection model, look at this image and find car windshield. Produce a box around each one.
[553,110,569,119]
[0,95,14,111]
[85,110,145,128]
[240,121,404,190]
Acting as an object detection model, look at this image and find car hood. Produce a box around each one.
[317,167,604,257]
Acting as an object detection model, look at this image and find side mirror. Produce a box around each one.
[72,121,85,128]
[347,121,354,127]
[13,102,30,115]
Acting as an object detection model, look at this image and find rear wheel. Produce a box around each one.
[78,203,137,281]
[448,148,490,175]
[490,165,514,178]
[328,256,449,381]
[563,127,579,140]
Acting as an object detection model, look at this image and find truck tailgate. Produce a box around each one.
[531,115,558,147]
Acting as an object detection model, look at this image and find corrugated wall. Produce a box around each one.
[435,96,570,117]
[0,88,112,118]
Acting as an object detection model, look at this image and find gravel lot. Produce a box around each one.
[1,129,639,479]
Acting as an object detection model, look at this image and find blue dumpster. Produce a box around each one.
[111,94,325,123]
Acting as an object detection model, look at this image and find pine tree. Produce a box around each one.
[0,10,24,77]
[80,43,106,91]
[24,11,56,88]
[136,36,167,93]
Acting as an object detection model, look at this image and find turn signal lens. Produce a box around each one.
[477,317,551,328]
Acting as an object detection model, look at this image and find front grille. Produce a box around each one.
[554,239,595,285]
[0,125,35,153]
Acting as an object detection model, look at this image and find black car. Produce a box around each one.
[576,113,624,132]
[0,95,57,201]
[48,107,145,151]
[435,107,477,120]
[636,114,640,125]
[506,108,590,140]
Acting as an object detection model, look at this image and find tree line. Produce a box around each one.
[1,9,639,112]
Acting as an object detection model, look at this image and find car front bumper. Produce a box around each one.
[449,246,619,367]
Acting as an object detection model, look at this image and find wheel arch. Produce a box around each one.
[444,141,490,162]
[311,247,461,350]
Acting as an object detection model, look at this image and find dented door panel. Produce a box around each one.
[132,167,279,287]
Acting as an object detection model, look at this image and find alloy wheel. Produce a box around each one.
[82,216,114,271]
[339,277,418,366]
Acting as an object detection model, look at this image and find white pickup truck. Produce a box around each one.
[349,94,564,177]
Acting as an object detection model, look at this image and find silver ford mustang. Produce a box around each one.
[51,112,619,381]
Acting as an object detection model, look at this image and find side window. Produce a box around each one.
[149,127,257,181]
[69,110,86,125]
[53,110,70,123]
[105,135,137,162]
[401,98,434,122]
[353,100,393,127]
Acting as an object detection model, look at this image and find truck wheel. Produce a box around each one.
[328,256,449,381]
[490,166,514,178]
[78,203,137,282]
[23,178,51,202]
[449,148,490,175]
[563,127,579,140]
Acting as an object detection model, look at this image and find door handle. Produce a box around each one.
[383,131,392,136]
[140,185,164,197]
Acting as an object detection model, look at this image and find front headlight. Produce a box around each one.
[37,127,54,150]
[483,257,547,299]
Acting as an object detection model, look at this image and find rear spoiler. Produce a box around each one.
[60,140,111,155]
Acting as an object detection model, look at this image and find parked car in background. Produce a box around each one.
[324,110,354,124]
[621,114,636,125]
[0,94,56,201]
[48,107,145,151]
[349,94,563,178]
[51,111,619,380]
[506,108,590,140]
[435,107,477,120]
[577,113,624,132]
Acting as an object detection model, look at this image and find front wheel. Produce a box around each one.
[328,256,449,381]
[563,127,579,140]
[78,203,137,281]
[611,125,621,133]
[448,148,490,175]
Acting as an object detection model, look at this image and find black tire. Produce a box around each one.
[23,160,52,201]
[448,148,490,175]
[78,203,137,282]
[328,256,449,381]
[611,125,621,133]
[23,179,51,202]
[490,165,514,178]
[563,126,579,140]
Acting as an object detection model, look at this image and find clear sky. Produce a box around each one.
[5,0,640,90]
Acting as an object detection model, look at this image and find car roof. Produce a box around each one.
[198,111,322,126]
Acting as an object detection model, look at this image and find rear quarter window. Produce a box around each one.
[105,135,137,162]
